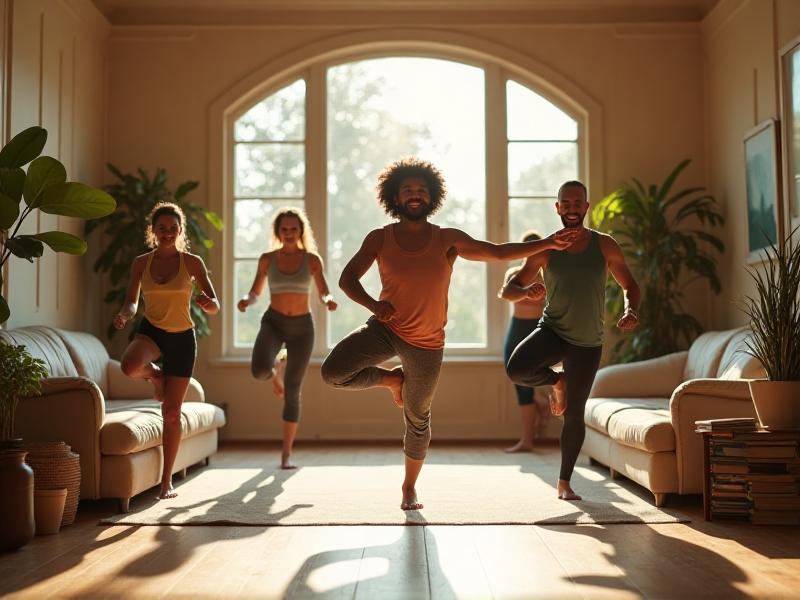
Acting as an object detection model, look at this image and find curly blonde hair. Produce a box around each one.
[271,207,317,253]
[145,202,190,252]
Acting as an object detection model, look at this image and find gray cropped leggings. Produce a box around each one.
[251,307,314,423]
[321,317,443,460]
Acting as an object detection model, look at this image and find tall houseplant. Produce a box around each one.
[741,226,800,429]
[592,159,725,362]
[0,127,117,323]
[85,164,223,339]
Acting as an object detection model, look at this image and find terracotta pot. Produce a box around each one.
[748,380,800,430]
[34,488,68,535]
[0,443,35,552]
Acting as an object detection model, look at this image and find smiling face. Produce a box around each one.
[153,214,182,248]
[556,184,589,229]
[396,177,433,221]
[277,215,302,247]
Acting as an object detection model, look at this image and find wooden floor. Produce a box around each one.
[2,443,799,599]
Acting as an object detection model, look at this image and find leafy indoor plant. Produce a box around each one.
[592,159,725,362]
[85,164,223,339]
[0,127,117,323]
[0,341,49,442]
[741,226,800,429]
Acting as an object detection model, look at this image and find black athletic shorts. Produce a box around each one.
[137,318,197,378]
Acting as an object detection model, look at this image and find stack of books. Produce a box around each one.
[696,418,800,524]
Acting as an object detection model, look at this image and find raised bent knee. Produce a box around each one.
[320,357,346,387]
[251,364,274,381]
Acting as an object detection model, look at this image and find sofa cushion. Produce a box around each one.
[684,329,739,380]
[0,326,79,378]
[606,407,675,453]
[56,330,111,396]
[101,400,226,456]
[716,328,766,380]
[584,397,669,434]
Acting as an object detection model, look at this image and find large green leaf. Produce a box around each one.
[0,192,19,229]
[24,156,67,207]
[0,294,8,324]
[0,167,26,202]
[6,237,44,261]
[38,183,116,218]
[0,127,47,168]
[174,180,199,200]
[30,231,87,255]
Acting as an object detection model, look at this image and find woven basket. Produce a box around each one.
[24,441,81,526]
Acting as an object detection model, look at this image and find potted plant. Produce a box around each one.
[592,159,725,362]
[741,226,800,430]
[0,340,48,551]
[0,125,114,551]
[85,164,223,339]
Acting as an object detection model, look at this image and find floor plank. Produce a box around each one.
[2,443,799,600]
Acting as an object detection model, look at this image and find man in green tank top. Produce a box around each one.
[505,181,641,501]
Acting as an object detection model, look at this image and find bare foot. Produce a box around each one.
[384,366,404,408]
[149,368,165,402]
[557,479,581,501]
[272,350,287,397]
[281,454,297,470]
[504,440,535,453]
[158,483,177,500]
[401,487,423,510]
[550,376,566,416]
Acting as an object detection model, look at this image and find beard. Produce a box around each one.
[397,201,434,221]
[560,213,585,228]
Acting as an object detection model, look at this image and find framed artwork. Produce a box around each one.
[743,119,782,264]
[779,36,800,236]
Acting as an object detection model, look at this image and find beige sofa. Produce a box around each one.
[0,326,225,512]
[584,327,765,506]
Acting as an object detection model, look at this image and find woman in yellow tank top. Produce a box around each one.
[113,202,220,500]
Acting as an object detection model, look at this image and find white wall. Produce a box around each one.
[2,0,109,331]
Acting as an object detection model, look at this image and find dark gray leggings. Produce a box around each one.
[251,307,314,423]
[320,317,443,460]
[505,325,602,481]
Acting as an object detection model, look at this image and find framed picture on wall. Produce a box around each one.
[743,119,782,264]
[779,35,800,237]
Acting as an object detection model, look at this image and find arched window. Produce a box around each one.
[229,57,582,357]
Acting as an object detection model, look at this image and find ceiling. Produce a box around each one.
[91,0,722,26]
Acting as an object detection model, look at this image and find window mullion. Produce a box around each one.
[485,63,508,356]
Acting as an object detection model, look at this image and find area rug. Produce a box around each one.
[100,449,689,526]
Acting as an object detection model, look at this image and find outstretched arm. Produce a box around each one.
[339,229,395,320]
[309,253,337,311]
[600,235,641,330]
[237,253,269,312]
[445,228,578,262]
[113,255,147,329]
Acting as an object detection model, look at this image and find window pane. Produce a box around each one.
[507,80,577,141]
[326,58,486,348]
[235,143,305,197]
[508,197,563,243]
[235,79,305,142]
[235,199,305,258]
[234,259,271,346]
[508,142,578,197]
[445,260,486,346]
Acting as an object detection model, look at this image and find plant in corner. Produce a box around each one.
[740,226,800,430]
[0,126,117,324]
[85,164,223,339]
[592,159,725,362]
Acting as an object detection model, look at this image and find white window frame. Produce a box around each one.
[215,47,588,362]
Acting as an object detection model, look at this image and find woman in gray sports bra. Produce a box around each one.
[237,208,337,469]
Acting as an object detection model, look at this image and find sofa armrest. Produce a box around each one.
[590,351,688,398]
[670,378,758,494]
[106,359,205,402]
[14,376,105,499]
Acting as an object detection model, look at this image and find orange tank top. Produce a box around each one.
[377,223,452,349]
